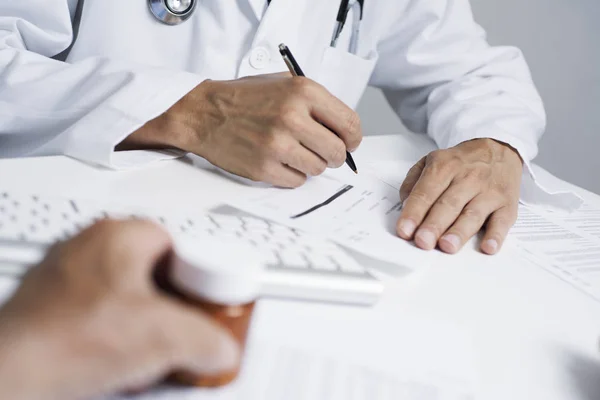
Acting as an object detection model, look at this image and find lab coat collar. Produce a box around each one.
[247,0,268,21]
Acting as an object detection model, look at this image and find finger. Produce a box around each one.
[95,300,240,395]
[63,220,172,277]
[263,161,307,188]
[399,157,426,202]
[396,160,454,240]
[438,195,503,254]
[156,299,241,376]
[296,120,347,168]
[279,139,328,177]
[413,181,481,251]
[480,206,518,255]
[301,80,362,152]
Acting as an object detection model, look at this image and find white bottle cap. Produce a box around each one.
[170,235,265,306]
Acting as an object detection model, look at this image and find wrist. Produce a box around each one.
[487,138,524,165]
[117,80,213,153]
[466,138,524,166]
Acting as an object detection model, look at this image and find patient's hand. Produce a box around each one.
[0,220,239,400]
[396,138,522,255]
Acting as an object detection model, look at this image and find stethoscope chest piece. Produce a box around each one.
[148,0,197,25]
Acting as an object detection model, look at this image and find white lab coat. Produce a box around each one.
[1,0,574,207]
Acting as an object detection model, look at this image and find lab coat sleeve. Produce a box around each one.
[368,1,584,210]
[0,2,203,168]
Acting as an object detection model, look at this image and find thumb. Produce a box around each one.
[157,299,241,376]
[400,156,426,202]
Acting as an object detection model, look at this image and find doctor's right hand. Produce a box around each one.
[120,74,363,187]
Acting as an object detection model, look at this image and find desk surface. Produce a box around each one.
[2,134,600,399]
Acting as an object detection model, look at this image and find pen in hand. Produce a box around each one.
[278,43,358,174]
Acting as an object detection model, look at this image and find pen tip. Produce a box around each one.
[354,170,358,174]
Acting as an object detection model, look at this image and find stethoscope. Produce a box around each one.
[148,0,197,25]
[149,0,363,53]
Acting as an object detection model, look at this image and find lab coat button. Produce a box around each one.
[249,47,271,69]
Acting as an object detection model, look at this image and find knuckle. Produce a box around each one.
[289,174,308,188]
[279,107,303,129]
[408,190,431,205]
[331,142,346,166]
[490,215,511,229]
[462,206,485,222]
[438,194,462,210]
[310,161,327,176]
[268,136,292,157]
[426,151,460,175]
[289,76,314,98]
[344,112,362,149]
[426,150,444,165]
[462,168,479,182]
[249,160,272,182]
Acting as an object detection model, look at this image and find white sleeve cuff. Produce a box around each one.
[443,131,584,212]
[50,70,203,169]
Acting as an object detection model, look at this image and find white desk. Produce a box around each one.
[2,134,600,399]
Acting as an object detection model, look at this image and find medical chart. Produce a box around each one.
[229,160,438,267]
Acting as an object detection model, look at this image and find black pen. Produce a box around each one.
[331,0,351,47]
[278,43,358,174]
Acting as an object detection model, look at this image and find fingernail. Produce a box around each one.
[398,219,416,237]
[441,234,461,252]
[193,335,241,374]
[483,239,498,254]
[416,229,436,249]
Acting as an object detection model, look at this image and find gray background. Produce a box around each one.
[357,0,600,194]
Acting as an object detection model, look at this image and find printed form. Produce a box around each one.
[107,343,473,400]
[230,161,437,267]
[232,158,600,300]
[106,313,477,400]
[510,203,600,301]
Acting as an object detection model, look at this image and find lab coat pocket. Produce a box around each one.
[316,47,378,110]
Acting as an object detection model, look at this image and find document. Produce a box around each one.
[230,161,439,267]
[509,203,600,301]
[107,341,474,400]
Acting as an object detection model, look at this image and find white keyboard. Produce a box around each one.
[0,191,383,306]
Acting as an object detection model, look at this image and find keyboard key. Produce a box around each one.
[210,215,243,229]
[307,254,338,271]
[241,216,270,230]
[262,251,280,266]
[332,252,365,274]
[279,249,309,268]
[269,225,297,240]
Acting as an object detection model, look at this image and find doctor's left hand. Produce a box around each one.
[396,138,523,255]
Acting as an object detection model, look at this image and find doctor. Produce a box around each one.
[0,0,544,255]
